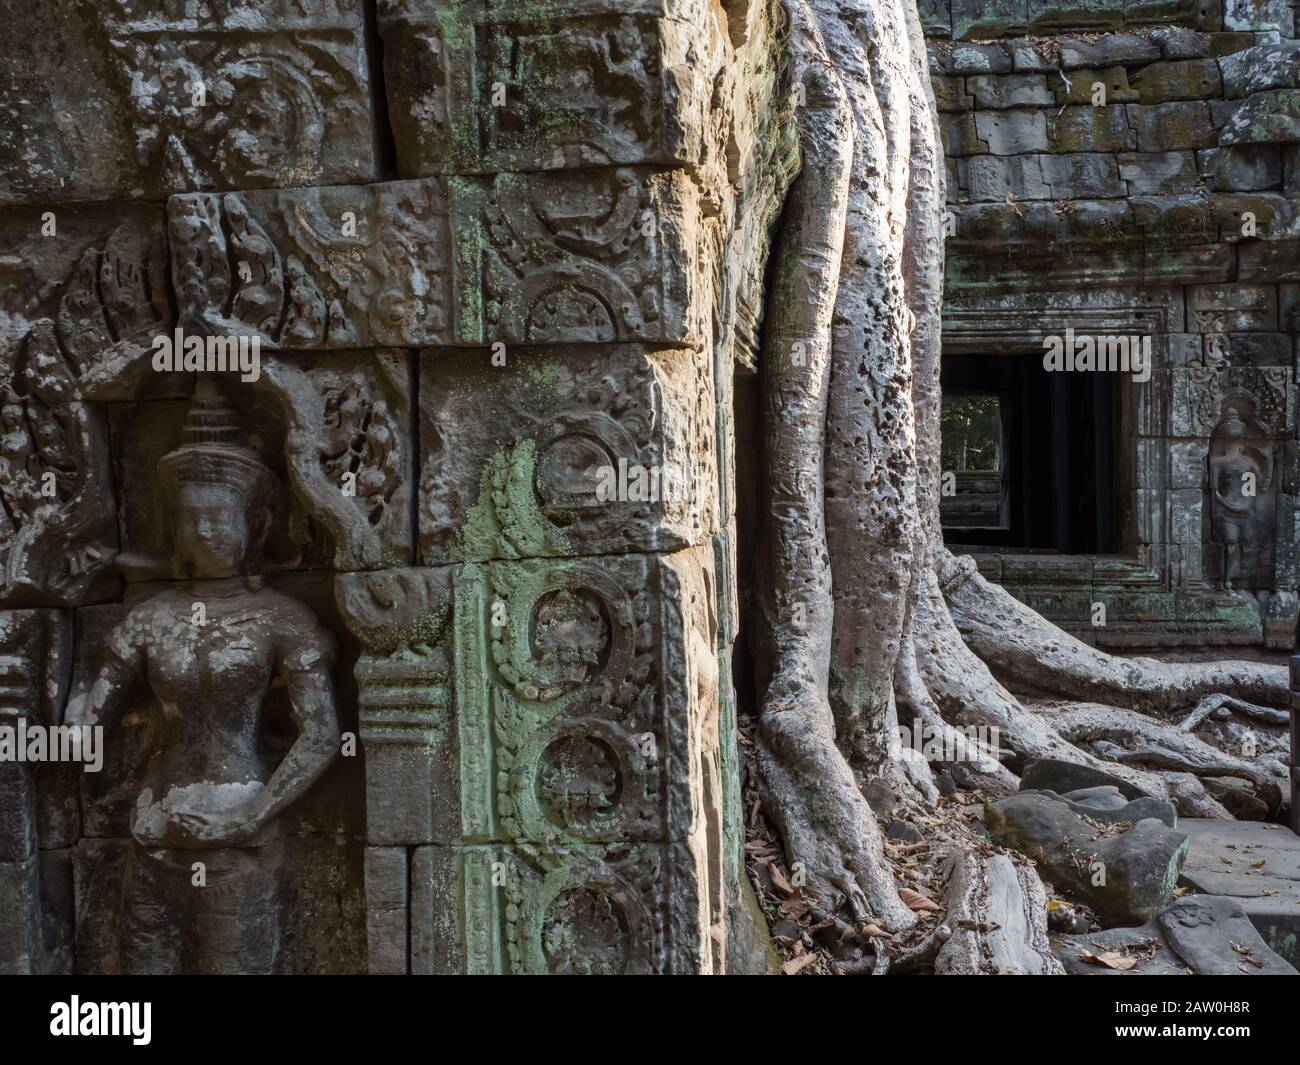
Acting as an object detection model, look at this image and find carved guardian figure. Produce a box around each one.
[66,378,340,973]
[1209,406,1273,594]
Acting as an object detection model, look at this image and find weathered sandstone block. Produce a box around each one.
[419,345,716,565]
[0,0,379,205]
[378,0,726,177]
[167,168,705,349]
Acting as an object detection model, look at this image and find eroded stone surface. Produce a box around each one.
[379,0,727,178]
[419,345,717,564]
[166,169,705,349]
[1054,892,1299,974]
[0,0,380,205]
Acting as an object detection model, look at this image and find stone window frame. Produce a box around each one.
[939,288,1224,646]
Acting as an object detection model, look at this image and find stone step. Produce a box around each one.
[1179,818,1300,965]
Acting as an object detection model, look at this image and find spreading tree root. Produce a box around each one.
[757,688,918,935]
[1044,702,1283,810]
[942,552,1288,712]
[905,554,1288,817]
[877,794,1062,975]
[751,1,915,936]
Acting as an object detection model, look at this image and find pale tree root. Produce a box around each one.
[756,0,1286,962]
[907,566,1251,817]
[880,804,1061,975]
[1180,693,1289,732]
[892,631,1019,795]
[751,3,916,942]
[1178,696,1292,809]
[1044,702,1285,814]
[942,553,1289,712]
[757,691,918,939]
[929,844,1062,975]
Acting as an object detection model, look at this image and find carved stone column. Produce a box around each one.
[340,549,725,974]
[346,0,737,975]
[445,549,723,974]
[336,567,455,974]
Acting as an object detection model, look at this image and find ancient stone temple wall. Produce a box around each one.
[924,0,1300,650]
[0,0,793,974]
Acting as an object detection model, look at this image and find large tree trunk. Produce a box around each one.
[752,2,914,936]
[751,0,1290,970]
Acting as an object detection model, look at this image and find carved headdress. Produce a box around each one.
[157,376,277,509]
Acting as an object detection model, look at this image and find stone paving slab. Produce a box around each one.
[1180,819,1300,964]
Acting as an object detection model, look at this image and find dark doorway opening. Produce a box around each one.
[940,352,1118,555]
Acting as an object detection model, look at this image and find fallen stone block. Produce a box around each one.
[1055,893,1298,975]
[1159,894,1297,973]
[1045,786,1180,827]
[987,791,1189,926]
[1019,756,1149,799]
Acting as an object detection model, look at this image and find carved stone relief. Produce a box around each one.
[0,0,379,204]
[0,0,780,977]
[419,344,716,564]
[1207,397,1278,591]
[65,383,356,973]
[0,206,172,606]
[379,0,727,179]
[441,545,722,973]
[338,544,724,974]
[165,169,704,349]
[109,354,413,576]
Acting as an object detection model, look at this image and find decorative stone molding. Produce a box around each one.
[165,171,705,349]
[336,566,453,848]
